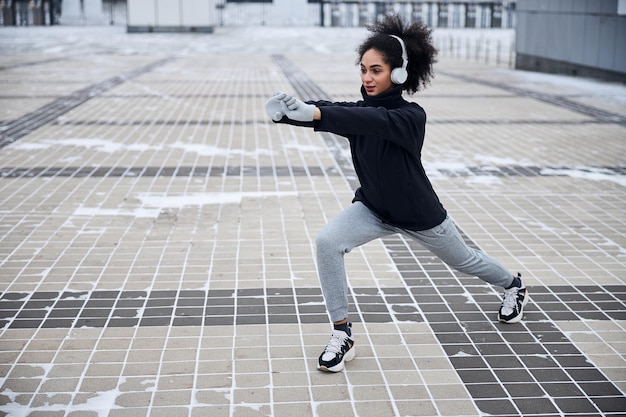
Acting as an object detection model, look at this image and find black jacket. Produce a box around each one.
[279,85,446,231]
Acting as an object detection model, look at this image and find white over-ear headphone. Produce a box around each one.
[389,34,408,85]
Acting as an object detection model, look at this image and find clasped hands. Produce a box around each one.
[265,91,315,122]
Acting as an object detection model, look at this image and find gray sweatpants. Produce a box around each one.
[316,202,514,322]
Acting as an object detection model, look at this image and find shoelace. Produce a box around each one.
[502,287,519,311]
[324,330,348,354]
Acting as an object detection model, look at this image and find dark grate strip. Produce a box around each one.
[271,55,331,102]
[8,164,621,180]
[49,119,265,126]
[0,57,175,149]
[1,284,623,329]
[0,57,66,71]
[0,165,341,179]
[0,287,420,329]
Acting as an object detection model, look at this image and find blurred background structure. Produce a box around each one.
[0,0,518,28]
[515,1,625,82]
[1,0,624,81]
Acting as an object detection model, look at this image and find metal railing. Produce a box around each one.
[319,1,515,29]
[0,0,57,26]
[433,30,516,68]
[0,0,126,26]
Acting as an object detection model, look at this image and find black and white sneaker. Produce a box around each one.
[498,273,528,323]
[317,327,355,372]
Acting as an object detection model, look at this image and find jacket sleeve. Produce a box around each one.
[313,105,425,152]
[308,99,359,108]
[273,117,314,128]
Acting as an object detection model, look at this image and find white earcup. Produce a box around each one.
[391,67,408,84]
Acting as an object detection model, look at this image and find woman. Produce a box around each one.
[265,15,528,373]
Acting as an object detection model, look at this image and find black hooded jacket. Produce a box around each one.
[279,85,447,231]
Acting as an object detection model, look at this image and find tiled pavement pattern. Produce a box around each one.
[0,26,625,417]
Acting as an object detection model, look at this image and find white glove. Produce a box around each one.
[281,95,315,122]
[265,91,290,121]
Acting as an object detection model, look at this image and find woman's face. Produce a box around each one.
[360,48,394,96]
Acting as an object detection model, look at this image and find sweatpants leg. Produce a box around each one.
[316,202,394,322]
[402,216,514,288]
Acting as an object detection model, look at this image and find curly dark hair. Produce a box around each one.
[356,14,437,95]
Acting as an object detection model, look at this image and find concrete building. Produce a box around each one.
[515,0,626,82]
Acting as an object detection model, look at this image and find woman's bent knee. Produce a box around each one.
[316,231,345,257]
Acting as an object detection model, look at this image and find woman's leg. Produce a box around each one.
[316,202,394,322]
[403,216,514,288]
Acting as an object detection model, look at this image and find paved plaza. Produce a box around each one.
[0,25,625,417]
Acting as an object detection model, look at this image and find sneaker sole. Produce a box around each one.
[498,291,530,324]
[317,345,356,372]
